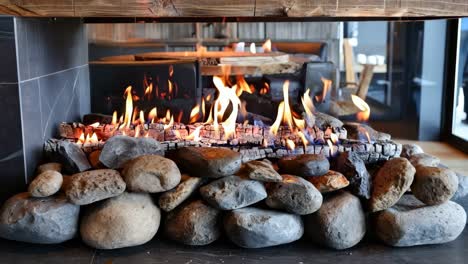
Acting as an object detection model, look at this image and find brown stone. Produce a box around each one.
[158,175,206,212]
[412,166,459,205]
[28,171,63,197]
[122,155,181,193]
[306,170,350,193]
[370,158,415,212]
[37,163,62,174]
[242,160,282,182]
[409,153,440,168]
[278,154,329,177]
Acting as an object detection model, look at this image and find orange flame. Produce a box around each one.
[315,78,332,103]
[134,125,141,138]
[302,88,315,126]
[186,126,202,141]
[89,122,100,128]
[111,111,117,125]
[165,109,171,122]
[297,131,308,148]
[270,102,285,135]
[78,132,85,143]
[327,139,336,156]
[235,75,254,96]
[260,82,269,95]
[139,110,145,125]
[123,86,133,129]
[148,107,157,123]
[164,115,174,130]
[262,39,272,52]
[190,104,200,124]
[286,139,295,150]
[144,83,153,100]
[282,80,294,130]
[351,95,371,122]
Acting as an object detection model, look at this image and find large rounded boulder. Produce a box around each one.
[80,192,161,249]
[412,166,458,205]
[0,193,80,244]
[224,207,304,248]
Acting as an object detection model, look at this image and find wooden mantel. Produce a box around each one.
[0,0,467,18]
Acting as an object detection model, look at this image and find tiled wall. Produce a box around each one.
[0,17,90,201]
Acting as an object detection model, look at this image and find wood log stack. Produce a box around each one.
[57,121,401,163]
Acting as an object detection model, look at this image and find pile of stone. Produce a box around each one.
[0,137,466,250]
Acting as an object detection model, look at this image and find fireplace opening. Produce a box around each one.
[0,13,467,260]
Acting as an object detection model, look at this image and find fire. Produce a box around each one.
[190,104,201,124]
[236,75,254,96]
[301,88,315,126]
[327,139,336,156]
[297,131,308,148]
[330,133,339,144]
[315,77,332,103]
[89,122,100,128]
[270,102,285,135]
[79,132,99,144]
[112,111,117,125]
[144,83,153,100]
[164,115,174,130]
[165,109,171,122]
[286,139,295,150]
[351,94,371,122]
[148,107,157,123]
[260,82,269,95]
[262,39,272,52]
[78,132,85,143]
[123,86,133,129]
[134,125,141,138]
[250,43,256,53]
[186,126,202,141]
[139,110,145,125]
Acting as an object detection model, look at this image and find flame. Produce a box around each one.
[148,107,157,123]
[190,104,200,124]
[330,133,339,144]
[286,139,295,150]
[297,131,308,148]
[112,111,117,125]
[168,80,173,97]
[327,139,336,156]
[123,86,133,129]
[250,43,256,53]
[270,102,285,135]
[260,82,269,95]
[174,130,181,139]
[282,80,294,130]
[302,88,315,126]
[165,109,171,122]
[262,39,272,52]
[236,75,254,96]
[134,125,141,138]
[315,78,332,103]
[164,115,174,130]
[351,95,371,122]
[212,76,241,139]
[144,83,153,100]
[186,126,202,141]
[89,133,98,144]
[78,132,85,143]
[365,131,372,143]
[89,122,100,128]
[139,110,145,125]
[201,97,206,121]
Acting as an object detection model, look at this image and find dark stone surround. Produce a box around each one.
[0,16,89,201]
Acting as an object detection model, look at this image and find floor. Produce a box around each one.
[1,141,466,264]
[0,229,467,264]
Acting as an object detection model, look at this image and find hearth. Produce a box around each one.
[0,2,467,261]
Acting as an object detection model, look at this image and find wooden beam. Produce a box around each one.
[0,0,467,17]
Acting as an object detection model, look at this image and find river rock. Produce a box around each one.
[334,151,372,199]
[122,155,181,193]
[0,193,80,244]
[99,135,164,169]
[306,170,350,193]
[80,192,160,249]
[265,175,322,215]
[37,162,62,174]
[242,160,282,182]
[278,154,329,177]
[412,166,458,205]
[44,139,91,174]
[375,195,466,247]
[224,207,304,248]
[28,170,63,197]
[400,144,424,159]
[315,112,343,129]
[164,200,221,246]
[370,158,415,212]
[170,147,241,178]
[409,153,440,168]
[305,191,366,250]
[65,169,126,205]
[200,175,267,210]
[159,175,206,212]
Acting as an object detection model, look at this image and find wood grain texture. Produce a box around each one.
[0,0,467,17]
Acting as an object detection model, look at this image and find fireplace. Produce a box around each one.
[0,1,467,261]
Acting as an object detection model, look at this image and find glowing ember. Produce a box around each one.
[262,39,272,52]
[351,95,371,122]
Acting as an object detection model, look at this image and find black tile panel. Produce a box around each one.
[0,17,18,83]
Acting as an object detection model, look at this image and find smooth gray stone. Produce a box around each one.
[315,112,343,129]
[164,200,221,246]
[99,136,164,169]
[0,193,80,244]
[305,191,366,250]
[375,195,466,247]
[224,207,304,248]
[265,175,322,215]
[200,176,267,210]
[400,144,424,159]
[278,154,330,177]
